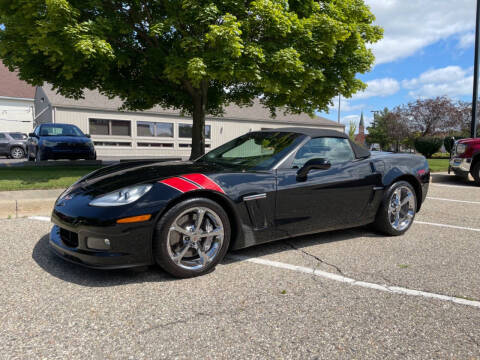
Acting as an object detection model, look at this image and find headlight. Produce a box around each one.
[456,143,467,154]
[43,140,57,147]
[89,184,153,207]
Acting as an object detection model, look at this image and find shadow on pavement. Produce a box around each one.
[32,226,382,286]
[32,234,174,287]
[431,172,476,187]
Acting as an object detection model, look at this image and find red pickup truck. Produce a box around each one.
[449,138,480,185]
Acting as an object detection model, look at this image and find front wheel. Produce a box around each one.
[153,198,231,278]
[373,181,417,236]
[472,162,480,186]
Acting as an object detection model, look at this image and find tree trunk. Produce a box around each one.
[190,95,206,160]
[183,80,208,160]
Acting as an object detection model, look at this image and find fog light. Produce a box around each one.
[87,237,111,250]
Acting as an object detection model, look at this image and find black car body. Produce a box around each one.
[50,128,430,277]
[0,132,28,159]
[27,123,96,161]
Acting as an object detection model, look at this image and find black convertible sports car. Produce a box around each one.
[50,128,430,278]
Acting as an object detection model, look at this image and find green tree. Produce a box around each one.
[0,0,382,159]
[366,108,390,150]
[348,120,357,141]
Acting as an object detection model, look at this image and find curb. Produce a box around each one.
[0,198,56,219]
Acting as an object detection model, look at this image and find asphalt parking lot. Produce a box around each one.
[1,175,480,359]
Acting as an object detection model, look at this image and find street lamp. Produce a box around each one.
[472,0,480,138]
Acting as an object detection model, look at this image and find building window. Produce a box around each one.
[89,119,131,136]
[93,141,132,147]
[178,143,210,149]
[137,142,174,148]
[178,124,211,139]
[137,122,174,137]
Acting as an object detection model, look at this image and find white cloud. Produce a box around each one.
[366,0,476,64]
[351,78,400,100]
[402,66,473,98]
[458,32,476,49]
[329,98,365,112]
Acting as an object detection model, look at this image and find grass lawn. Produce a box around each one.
[0,166,102,191]
[427,158,449,173]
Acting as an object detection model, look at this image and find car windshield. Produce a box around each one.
[198,131,304,170]
[9,133,27,140]
[39,124,85,137]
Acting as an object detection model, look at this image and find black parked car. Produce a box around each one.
[50,128,430,278]
[0,132,28,159]
[27,123,96,162]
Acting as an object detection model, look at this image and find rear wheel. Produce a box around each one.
[153,198,230,278]
[472,162,480,186]
[373,181,417,236]
[10,147,25,159]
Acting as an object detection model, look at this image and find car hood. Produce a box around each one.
[73,160,227,195]
[40,136,91,143]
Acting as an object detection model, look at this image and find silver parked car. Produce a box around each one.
[0,132,28,159]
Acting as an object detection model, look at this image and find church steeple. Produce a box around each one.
[359,111,365,129]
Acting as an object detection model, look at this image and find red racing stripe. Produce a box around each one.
[181,173,225,194]
[160,177,201,193]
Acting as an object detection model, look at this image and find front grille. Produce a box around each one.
[59,228,79,248]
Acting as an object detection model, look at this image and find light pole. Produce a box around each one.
[472,0,480,138]
[337,94,341,124]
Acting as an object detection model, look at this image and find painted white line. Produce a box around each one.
[427,196,480,205]
[430,183,476,189]
[415,221,480,232]
[28,216,51,222]
[232,256,480,309]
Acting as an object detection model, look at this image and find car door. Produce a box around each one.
[0,133,9,155]
[275,136,378,238]
[27,126,40,157]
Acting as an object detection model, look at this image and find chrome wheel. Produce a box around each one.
[10,147,24,159]
[388,186,415,231]
[166,206,224,271]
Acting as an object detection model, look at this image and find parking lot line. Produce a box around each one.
[427,196,480,205]
[430,183,477,189]
[415,221,480,232]
[28,216,51,222]
[233,256,480,309]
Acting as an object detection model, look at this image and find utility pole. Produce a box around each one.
[472,0,480,138]
[337,94,341,124]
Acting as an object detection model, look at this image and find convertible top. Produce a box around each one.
[261,127,371,159]
[261,127,348,139]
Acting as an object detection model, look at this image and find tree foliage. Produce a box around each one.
[0,0,382,158]
[348,119,357,141]
[414,137,443,158]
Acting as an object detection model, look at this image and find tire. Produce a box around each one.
[472,162,480,186]
[10,147,25,159]
[373,181,417,236]
[153,197,231,278]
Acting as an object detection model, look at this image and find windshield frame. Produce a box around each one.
[196,131,306,171]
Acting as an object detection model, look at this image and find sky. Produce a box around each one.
[319,0,478,132]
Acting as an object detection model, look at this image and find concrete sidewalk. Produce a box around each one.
[0,189,63,219]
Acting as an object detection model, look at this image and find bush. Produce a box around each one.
[414,137,443,158]
[444,136,465,153]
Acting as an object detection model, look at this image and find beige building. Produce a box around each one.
[34,84,344,158]
[0,64,36,134]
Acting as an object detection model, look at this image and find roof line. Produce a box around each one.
[52,105,343,128]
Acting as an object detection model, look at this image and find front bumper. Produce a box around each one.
[49,213,155,269]
[449,157,471,174]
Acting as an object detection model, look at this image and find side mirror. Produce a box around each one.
[85,134,91,138]
[28,132,36,138]
[297,158,331,181]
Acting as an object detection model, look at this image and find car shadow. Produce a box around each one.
[431,172,476,186]
[32,226,382,287]
[226,226,383,264]
[32,234,174,287]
